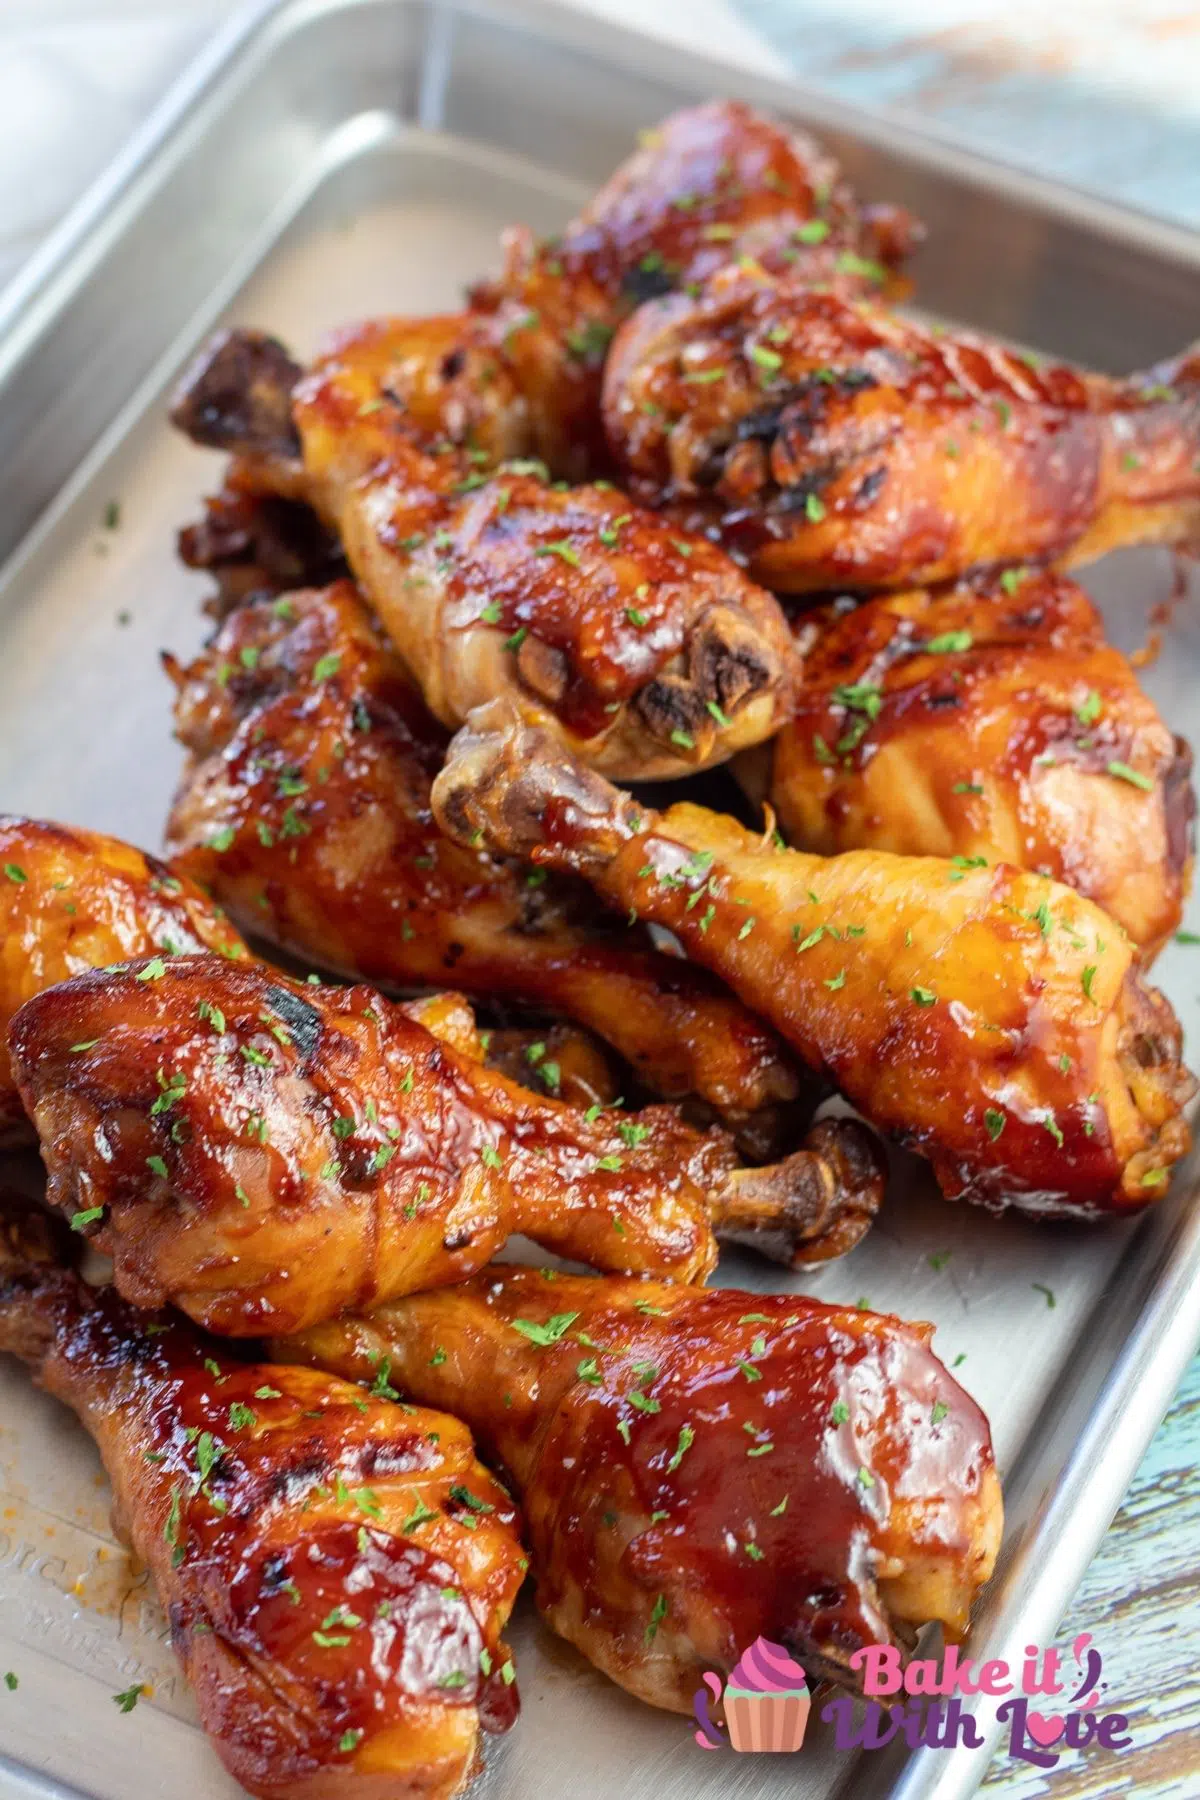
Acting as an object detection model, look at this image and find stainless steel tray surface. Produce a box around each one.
[0,6,1198,1800]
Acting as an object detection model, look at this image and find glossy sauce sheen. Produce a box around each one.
[604,272,1200,592]
[0,816,247,1138]
[283,363,796,777]
[7,956,792,1332]
[14,1269,524,1800]
[758,568,1194,952]
[165,578,799,1121]
[280,1272,999,1713]
[585,811,1190,1212]
[430,709,1195,1216]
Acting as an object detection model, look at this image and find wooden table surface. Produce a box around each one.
[2,6,1198,1798]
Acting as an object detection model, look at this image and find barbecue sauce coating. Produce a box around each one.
[252,366,798,778]
[165,578,800,1125]
[0,816,247,1140]
[0,1212,523,1800]
[432,704,1195,1217]
[279,1271,1000,1713]
[604,268,1200,592]
[10,957,883,1334]
[748,568,1194,954]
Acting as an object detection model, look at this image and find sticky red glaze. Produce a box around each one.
[22,1277,524,1800]
[166,571,801,1121]
[9,955,795,1332]
[463,100,920,475]
[478,97,918,320]
[604,272,1200,591]
[283,349,797,775]
[763,567,1194,952]
[280,1272,999,1712]
[0,815,247,1140]
[428,708,1195,1217]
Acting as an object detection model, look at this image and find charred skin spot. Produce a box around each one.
[170,330,302,460]
[265,1447,335,1503]
[263,984,324,1062]
[621,263,679,306]
[853,467,888,509]
[775,469,837,516]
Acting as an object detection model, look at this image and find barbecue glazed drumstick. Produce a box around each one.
[171,104,917,486]
[462,98,919,475]
[164,578,803,1132]
[170,337,797,781]
[10,957,885,1334]
[604,266,1200,592]
[0,1201,523,1800]
[738,568,1195,954]
[0,817,248,1142]
[276,1270,1001,1709]
[432,704,1195,1218]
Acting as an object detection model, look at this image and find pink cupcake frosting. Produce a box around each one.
[725,1636,809,1696]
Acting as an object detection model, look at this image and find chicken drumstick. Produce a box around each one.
[0,1200,524,1800]
[277,1269,1001,1710]
[604,265,1200,592]
[10,957,885,1334]
[170,345,797,781]
[432,703,1194,1218]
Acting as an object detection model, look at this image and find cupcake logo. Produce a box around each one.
[693,1637,811,1752]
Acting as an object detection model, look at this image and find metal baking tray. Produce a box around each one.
[0,3,1198,1798]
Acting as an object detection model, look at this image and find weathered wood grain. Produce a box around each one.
[979,1353,1200,1796]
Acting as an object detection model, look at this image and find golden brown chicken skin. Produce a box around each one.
[0,1201,523,1800]
[169,328,798,781]
[477,98,919,317]
[170,105,916,487]
[277,1270,1000,1710]
[740,568,1194,954]
[604,266,1200,592]
[0,816,247,1141]
[464,98,919,474]
[432,704,1195,1218]
[164,577,803,1130]
[10,957,885,1334]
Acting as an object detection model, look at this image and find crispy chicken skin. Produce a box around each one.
[276,1270,1001,1710]
[432,704,1195,1218]
[0,816,247,1142]
[739,569,1195,955]
[604,266,1200,592]
[10,957,885,1333]
[170,335,797,781]
[164,578,802,1128]
[0,1201,523,1800]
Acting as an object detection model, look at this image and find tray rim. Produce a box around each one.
[7,0,1200,388]
[1,4,1199,1800]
